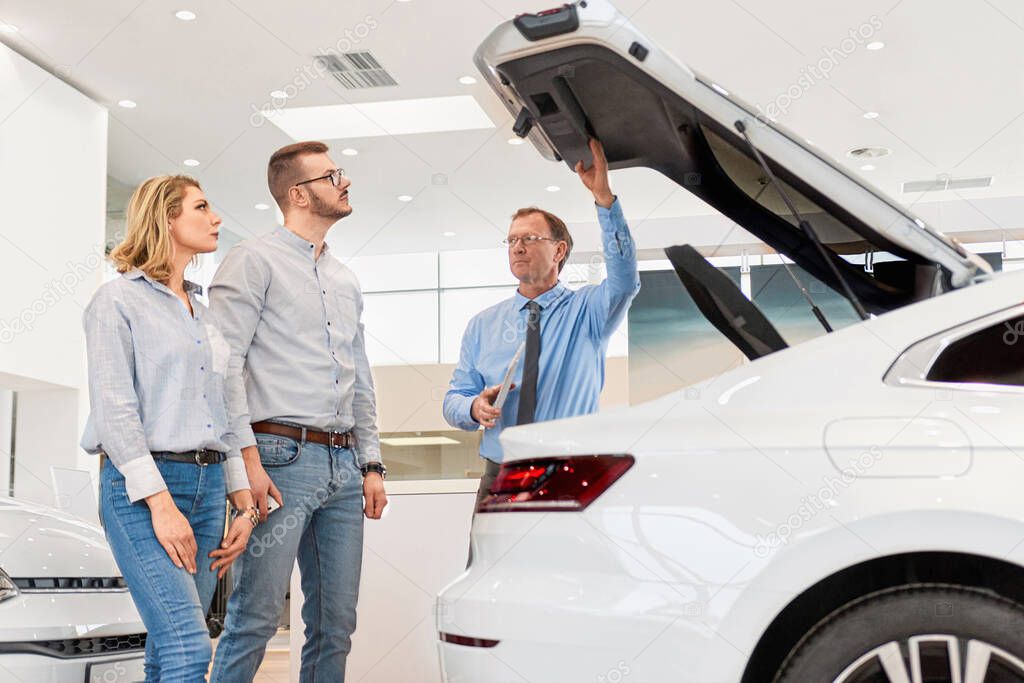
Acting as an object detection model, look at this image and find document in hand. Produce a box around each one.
[494,341,526,410]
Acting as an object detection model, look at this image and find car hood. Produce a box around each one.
[0,497,120,578]
[475,0,990,307]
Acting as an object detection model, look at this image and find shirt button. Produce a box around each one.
[207,423,212,428]
[200,366,205,371]
[322,290,326,294]
[202,394,207,398]
[327,321,331,326]
[196,340,201,344]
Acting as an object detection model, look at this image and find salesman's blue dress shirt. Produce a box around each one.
[443,199,640,462]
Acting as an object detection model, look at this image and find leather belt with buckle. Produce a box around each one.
[251,421,357,449]
[151,449,227,466]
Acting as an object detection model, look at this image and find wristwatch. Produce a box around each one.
[360,462,387,480]
[234,504,260,528]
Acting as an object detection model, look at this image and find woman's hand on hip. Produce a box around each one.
[144,490,198,574]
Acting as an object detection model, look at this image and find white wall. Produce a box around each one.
[290,485,477,683]
[0,43,107,507]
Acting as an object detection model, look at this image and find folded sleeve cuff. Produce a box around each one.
[120,456,167,503]
[596,197,624,228]
[454,394,479,431]
[224,456,250,493]
[237,424,257,450]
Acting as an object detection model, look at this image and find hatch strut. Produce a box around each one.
[734,120,870,323]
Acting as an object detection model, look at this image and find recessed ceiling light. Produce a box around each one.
[397,195,413,202]
[270,90,288,99]
[862,111,879,119]
[254,203,270,210]
[264,95,495,139]
[0,22,18,32]
[341,148,358,156]
[546,185,560,192]
[508,137,525,145]
[174,10,196,21]
[443,231,456,237]
[118,99,137,109]
[458,76,477,85]
[860,164,876,171]
[183,159,200,167]
[866,41,885,50]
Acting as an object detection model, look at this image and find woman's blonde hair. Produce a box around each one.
[109,174,201,282]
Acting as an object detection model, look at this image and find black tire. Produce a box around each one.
[774,583,1024,682]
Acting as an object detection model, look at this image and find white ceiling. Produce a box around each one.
[3,0,1024,258]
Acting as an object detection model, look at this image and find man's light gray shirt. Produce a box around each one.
[208,226,382,466]
[81,269,249,502]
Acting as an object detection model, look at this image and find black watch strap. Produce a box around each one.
[361,462,386,479]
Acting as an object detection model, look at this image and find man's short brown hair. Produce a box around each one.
[268,141,329,211]
[511,207,574,273]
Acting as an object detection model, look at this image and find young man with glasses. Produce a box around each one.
[208,141,387,682]
[444,138,640,512]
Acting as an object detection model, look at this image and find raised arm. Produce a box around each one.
[574,138,641,338]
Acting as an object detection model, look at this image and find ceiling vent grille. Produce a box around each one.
[901,175,993,193]
[316,52,397,89]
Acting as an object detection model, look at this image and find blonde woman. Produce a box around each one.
[81,175,256,681]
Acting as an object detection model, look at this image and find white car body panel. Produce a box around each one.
[439,2,1024,681]
[439,273,1024,682]
[0,498,146,682]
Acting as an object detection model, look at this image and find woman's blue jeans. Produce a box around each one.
[101,457,226,682]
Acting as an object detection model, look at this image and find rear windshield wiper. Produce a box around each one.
[733,120,870,324]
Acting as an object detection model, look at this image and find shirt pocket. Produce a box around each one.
[332,291,359,334]
[205,324,231,375]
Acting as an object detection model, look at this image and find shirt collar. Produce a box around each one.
[275,226,329,259]
[124,268,203,296]
[514,281,567,311]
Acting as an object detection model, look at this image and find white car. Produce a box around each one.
[0,497,146,682]
[437,2,1024,682]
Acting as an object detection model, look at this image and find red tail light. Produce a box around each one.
[477,455,634,513]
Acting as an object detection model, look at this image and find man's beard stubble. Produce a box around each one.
[309,190,352,220]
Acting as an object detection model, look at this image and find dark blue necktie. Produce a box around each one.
[517,301,541,425]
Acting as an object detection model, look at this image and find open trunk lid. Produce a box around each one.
[475,0,990,316]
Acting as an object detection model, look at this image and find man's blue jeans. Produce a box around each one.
[210,434,364,683]
[100,457,225,682]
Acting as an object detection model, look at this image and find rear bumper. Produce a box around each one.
[438,638,642,683]
[436,512,747,683]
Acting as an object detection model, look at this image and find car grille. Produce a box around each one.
[0,633,146,659]
[12,576,127,591]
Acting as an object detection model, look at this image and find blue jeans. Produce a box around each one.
[100,457,226,682]
[210,435,364,683]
